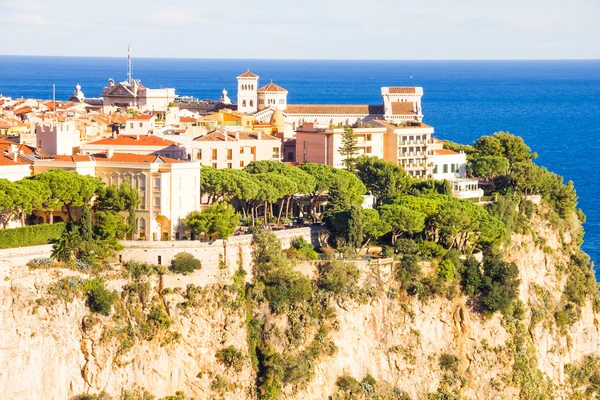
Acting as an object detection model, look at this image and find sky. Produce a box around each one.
[0,0,598,59]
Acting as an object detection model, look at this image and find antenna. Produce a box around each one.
[127,44,133,84]
[52,84,56,114]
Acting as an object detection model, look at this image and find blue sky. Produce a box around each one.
[0,0,598,59]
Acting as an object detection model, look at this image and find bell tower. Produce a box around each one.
[237,70,259,113]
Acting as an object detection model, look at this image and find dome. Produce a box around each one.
[222,88,228,96]
[75,83,81,91]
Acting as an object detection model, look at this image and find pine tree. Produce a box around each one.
[79,202,93,242]
[339,126,358,172]
[346,206,364,249]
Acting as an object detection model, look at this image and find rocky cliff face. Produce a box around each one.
[0,213,598,400]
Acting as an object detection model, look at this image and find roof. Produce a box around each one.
[93,153,184,164]
[388,87,417,94]
[372,120,432,129]
[0,153,30,166]
[50,155,94,162]
[391,102,416,115]
[86,135,180,147]
[126,114,154,121]
[195,129,279,142]
[432,149,460,156]
[0,139,35,155]
[179,116,199,123]
[13,107,34,115]
[257,82,288,93]
[237,70,258,78]
[285,104,384,115]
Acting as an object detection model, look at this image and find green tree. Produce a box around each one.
[0,179,18,228]
[183,202,240,240]
[339,126,358,171]
[50,227,82,262]
[378,204,425,244]
[326,169,366,213]
[170,252,202,274]
[473,136,503,156]
[346,206,364,249]
[493,131,537,164]
[317,260,360,295]
[361,208,391,250]
[355,156,412,204]
[468,155,510,179]
[79,203,93,242]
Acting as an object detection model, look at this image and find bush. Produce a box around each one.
[0,222,66,249]
[216,346,245,372]
[437,259,456,281]
[459,258,482,296]
[395,238,419,255]
[479,258,520,315]
[85,278,117,316]
[147,304,171,330]
[395,255,421,287]
[126,260,162,279]
[169,252,202,274]
[264,268,312,311]
[439,353,459,372]
[27,257,54,269]
[288,236,319,260]
[336,374,360,393]
[317,260,360,295]
[419,241,447,258]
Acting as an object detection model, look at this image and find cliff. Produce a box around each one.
[0,211,598,400]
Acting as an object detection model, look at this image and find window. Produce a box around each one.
[250,147,256,155]
[197,150,202,160]
[212,149,217,160]
[443,164,448,173]
[272,147,280,158]
[366,134,372,141]
[227,162,232,169]
[433,165,438,174]
[250,100,254,107]
[165,153,170,158]
[227,149,232,160]
[139,122,143,128]
[242,100,246,107]
[130,123,134,129]
[451,164,456,173]
[240,161,244,167]
[279,99,285,104]
[240,147,244,154]
[154,197,161,207]
[212,162,217,168]
[154,177,161,187]
[365,146,372,154]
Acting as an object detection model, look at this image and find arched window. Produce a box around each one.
[250,100,253,107]
[242,100,247,107]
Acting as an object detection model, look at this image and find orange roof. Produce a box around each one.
[179,116,198,123]
[0,153,30,166]
[432,149,460,156]
[391,102,416,115]
[0,139,35,155]
[257,81,288,93]
[195,129,279,142]
[50,155,94,162]
[285,104,384,115]
[58,101,75,109]
[87,135,179,147]
[388,87,417,94]
[93,153,184,164]
[237,70,258,78]
[126,114,154,121]
[13,107,34,115]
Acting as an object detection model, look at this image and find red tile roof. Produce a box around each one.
[237,70,258,78]
[93,153,184,164]
[179,117,198,123]
[50,155,94,162]
[195,129,279,142]
[388,87,417,94]
[257,82,288,93]
[432,149,460,156]
[391,102,416,115]
[0,139,35,155]
[126,114,155,121]
[285,104,384,115]
[13,107,34,115]
[0,153,30,166]
[87,135,179,147]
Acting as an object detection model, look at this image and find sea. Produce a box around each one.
[1,57,599,273]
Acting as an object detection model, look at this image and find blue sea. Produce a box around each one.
[1,57,599,271]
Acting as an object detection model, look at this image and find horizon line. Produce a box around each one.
[1,54,599,62]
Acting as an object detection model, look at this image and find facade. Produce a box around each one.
[236,70,259,114]
[0,145,33,181]
[377,120,434,178]
[100,80,176,112]
[295,123,385,169]
[124,114,156,135]
[79,135,187,160]
[428,147,484,200]
[35,121,80,156]
[191,128,282,169]
[33,153,201,241]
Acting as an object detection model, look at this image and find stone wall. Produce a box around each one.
[0,244,53,279]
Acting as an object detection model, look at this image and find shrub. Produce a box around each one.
[419,241,447,258]
[439,353,459,372]
[264,269,312,311]
[126,260,162,279]
[147,304,171,330]
[288,236,319,260]
[0,222,66,249]
[459,258,482,296]
[317,260,360,295]
[383,245,395,258]
[169,252,202,274]
[479,258,520,315]
[395,255,421,287]
[27,257,54,269]
[336,374,360,393]
[216,346,245,372]
[395,238,419,255]
[84,278,117,316]
[437,259,456,281]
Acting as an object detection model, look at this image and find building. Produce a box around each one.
[234,70,424,139]
[295,123,385,169]
[428,141,484,200]
[191,128,282,169]
[79,135,187,160]
[124,114,157,135]
[0,144,33,181]
[33,153,201,240]
[35,121,80,156]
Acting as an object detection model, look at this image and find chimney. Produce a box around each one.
[9,144,18,161]
[107,148,114,159]
[258,131,262,140]
[136,134,140,140]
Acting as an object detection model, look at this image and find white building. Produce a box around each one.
[429,147,484,200]
[237,70,259,114]
[35,121,80,156]
[124,114,156,135]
